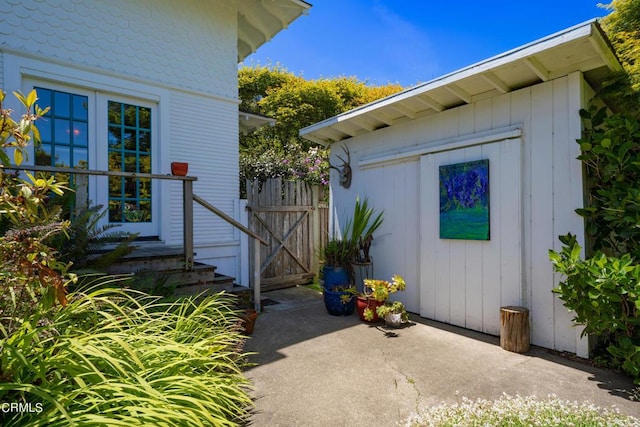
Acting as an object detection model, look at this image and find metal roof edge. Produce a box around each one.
[300,19,615,140]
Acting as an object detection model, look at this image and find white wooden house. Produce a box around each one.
[0,0,310,285]
[301,21,622,356]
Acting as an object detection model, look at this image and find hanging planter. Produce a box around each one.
[171,162,189,176]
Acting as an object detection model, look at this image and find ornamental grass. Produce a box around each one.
[0,282,252,426]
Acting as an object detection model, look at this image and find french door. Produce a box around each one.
[97,95,159,237]
[32,83,160,237]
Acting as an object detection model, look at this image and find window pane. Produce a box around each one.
[109,176,122,197]
[73,122,88,147]
[138,201,152,222]
[139,178,151,198]
[37,89,51,115]
[73,95,88,121]
[54,92,70,118]
[139,130,151,153]
[108,126,121,148]
[35,145,52,166]
[124,177,136,197]
[108,152,122,171]
[38,119,52,143]
[124,154,137,172]
[139,107,151,129]
[108,101,121,125]
[54,119,70,144]
[74,147,88,169]
[123,130,136,151]
[54,145,70,167]
[109,200,123,222]
[139,154,150,174]
[124,104,137,127]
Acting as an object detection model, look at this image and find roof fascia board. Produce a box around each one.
[300,20,598,138]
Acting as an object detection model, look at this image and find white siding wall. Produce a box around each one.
[0,0,243,278]
[0,0,237,99]
[167,91,241,273]
[331,73,589,353]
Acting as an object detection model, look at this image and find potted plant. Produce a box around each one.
[322,239,357,289]
[376,300,408,328]
[321,196,384,316]
[356,274,406,322]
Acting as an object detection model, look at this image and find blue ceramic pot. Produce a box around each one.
[323,288,355,316]
[323,266,350,289]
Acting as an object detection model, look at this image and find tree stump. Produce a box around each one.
[500,306,530,353]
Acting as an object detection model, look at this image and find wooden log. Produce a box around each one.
[500,306,530,353]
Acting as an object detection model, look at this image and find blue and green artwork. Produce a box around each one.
[439,159,490,240]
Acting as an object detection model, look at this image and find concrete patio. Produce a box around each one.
[243,286,639,426]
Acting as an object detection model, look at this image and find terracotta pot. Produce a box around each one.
[171,162,189,176]
[356,296,384,323]
[240,308,258,335]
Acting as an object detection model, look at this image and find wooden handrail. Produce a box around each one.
[4,163,197,269]
[193,194,267,245]
[2,164,197,181]
[5,164,263,310]
[193,193,266,311]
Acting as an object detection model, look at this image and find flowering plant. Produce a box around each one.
[376,300,408,323]
[362,275,406,302]
[284,146,329,186]
[360,275,406,321]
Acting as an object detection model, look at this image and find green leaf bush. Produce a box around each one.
[550,107,640,382]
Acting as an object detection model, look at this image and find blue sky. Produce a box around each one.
[242,0,610,88]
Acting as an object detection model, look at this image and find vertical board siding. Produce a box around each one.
[529,82,556,349]
[335,75,587,352]
[551,77,577,351]
[419,139,521,335]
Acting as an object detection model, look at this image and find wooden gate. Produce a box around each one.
[247,178,327,290]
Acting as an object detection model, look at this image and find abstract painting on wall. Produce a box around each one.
[439,159,490,240]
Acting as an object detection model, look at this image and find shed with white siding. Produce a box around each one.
[301,20,622,356]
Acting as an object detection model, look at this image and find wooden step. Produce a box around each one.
[105,245,186,274]
[173,273,236,296]
[102,243,237,296]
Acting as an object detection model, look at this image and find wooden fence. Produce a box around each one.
[246,178,328,290]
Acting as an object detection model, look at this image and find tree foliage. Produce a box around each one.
[238,65,402,189]
[600,0,640,116]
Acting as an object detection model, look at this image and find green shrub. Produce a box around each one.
[0,89,73,338]
[550,234,640,381]
[551,107,640,382]
[0,284,252,426]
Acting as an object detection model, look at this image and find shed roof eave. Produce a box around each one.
[300,19,622,144]
[237,0,312,62]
